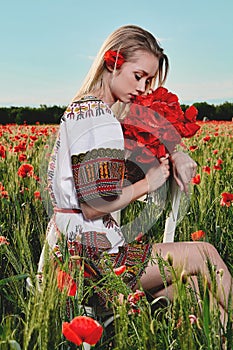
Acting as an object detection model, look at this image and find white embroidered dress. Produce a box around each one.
[38,97,126,272]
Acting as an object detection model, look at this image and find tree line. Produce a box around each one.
[0,101,232,125]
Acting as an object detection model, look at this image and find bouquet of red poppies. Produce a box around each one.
[121,87,200,183]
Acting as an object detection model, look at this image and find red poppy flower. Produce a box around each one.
[189,145,198,152]
[202,166,211,175]
[18,153,27,162]
[0,144,6,158]
[57,269,77,297]
[0,236,9,245]
[213,164,222,171]
[34,191,41,200]
[122,87,200,165]
[17,163,34,178]
[191,230,206,241]
[14,141,27,153]
[114,265,126,276]
[202,135,210,142]
[62,316,103,346]
[0,190,9,198]
[213,149,218,154]
[104,50,125,70]
[220,192,233,207]
[191,174,201,185]
[216,158,223,165]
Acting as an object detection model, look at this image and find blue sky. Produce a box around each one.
[1,0,232,107]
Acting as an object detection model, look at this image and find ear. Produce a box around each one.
[105,63,114,72]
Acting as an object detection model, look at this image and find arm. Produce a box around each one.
[81,157,170,220]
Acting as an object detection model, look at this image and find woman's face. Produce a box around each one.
[109,50,159,103]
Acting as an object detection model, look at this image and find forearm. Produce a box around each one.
[80,178,148,220]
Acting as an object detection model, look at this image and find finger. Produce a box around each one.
[173,174,184,192]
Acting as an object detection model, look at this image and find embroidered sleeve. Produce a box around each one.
[62,97,125,203]
[71,148,125,203]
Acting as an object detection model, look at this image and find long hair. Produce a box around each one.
[72,25,169,102]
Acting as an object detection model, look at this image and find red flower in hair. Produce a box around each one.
[104,50,124,69]
[62,316,103,346]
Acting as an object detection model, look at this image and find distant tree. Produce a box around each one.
[193,102,216,121]
[0,103,232,124]
[215,102,233,121]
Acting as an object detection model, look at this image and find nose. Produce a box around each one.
[136,79,146,94]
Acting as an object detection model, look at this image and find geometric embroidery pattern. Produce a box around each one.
[71,148,125,203]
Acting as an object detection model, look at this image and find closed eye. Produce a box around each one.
[135,73,142,81]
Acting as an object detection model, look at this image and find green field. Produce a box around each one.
[0,121,232,349]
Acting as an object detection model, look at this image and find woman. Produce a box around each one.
[38,25,232,319]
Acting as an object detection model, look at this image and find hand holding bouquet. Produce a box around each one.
[121,87,200,183]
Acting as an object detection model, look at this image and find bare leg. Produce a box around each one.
[140,241,232,312]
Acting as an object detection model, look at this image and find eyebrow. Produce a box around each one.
[136,69,150,77]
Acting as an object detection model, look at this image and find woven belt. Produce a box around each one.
[54,207,82,214]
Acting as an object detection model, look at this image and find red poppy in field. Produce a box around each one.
[14,141,27,153]
[34,191,41,200]
[0,190,9,198]
[202,135,210,142]
[20,133,28,139]
[220,192,233,207]
[30,135,38,141]
[114,265,126,276]
[216,158,223,165]
[62,316,103,346]
[191,230,206,241]
[57,269,77,297]
[17,163,34,178]
[191,174,201,185]
[202,166,211,175]
[189,145,198,152]
[213,149,218,154]
[0,144,6,158]
[18,153,27,162]
[0,236,9,245]
[213,164,222,171]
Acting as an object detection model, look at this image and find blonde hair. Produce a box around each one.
[72,24,169,102]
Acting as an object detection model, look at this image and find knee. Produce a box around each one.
[199,241,220,259]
